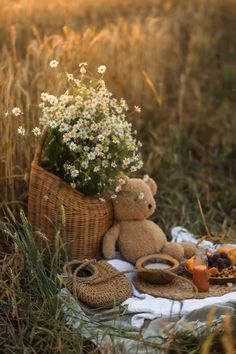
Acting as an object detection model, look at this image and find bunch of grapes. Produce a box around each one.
[208,253,230,271]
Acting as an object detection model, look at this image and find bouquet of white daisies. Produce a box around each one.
[17,61,143,197]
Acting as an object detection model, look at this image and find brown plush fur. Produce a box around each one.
[179,242,198,259]
[102,176,197,264]
[162,242,184,261]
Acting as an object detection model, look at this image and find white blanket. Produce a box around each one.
[108,227,236,328]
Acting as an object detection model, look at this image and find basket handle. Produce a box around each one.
[33,128,48,164]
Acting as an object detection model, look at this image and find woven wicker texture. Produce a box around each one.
[28,140,113,260]
[134,275,236,300]
[63,260,132,308]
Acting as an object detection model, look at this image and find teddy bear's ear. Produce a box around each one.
[145,177,158,195]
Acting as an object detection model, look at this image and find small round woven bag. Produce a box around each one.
[63,260,132,308]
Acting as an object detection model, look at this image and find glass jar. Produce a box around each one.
[192,249,209,292]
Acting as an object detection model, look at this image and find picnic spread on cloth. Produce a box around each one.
[59,227,236,353]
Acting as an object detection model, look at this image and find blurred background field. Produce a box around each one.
[0,0,236,235]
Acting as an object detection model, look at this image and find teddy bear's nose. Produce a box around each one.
[148,204,152,209]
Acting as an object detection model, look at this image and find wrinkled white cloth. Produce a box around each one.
[60,287,234,354]
[171,226,236,252]
[122,292,236,328]
[107,227,236,328]
[171,226,217,252]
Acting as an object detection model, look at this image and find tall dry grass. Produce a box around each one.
[0,0,235,234]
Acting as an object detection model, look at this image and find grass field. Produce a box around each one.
[1,0,235,234]
[0,0,236,352]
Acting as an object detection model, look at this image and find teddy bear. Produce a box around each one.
[102,176,197,264]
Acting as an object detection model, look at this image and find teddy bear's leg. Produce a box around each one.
[162,242,184,262]
[102,224,120,259]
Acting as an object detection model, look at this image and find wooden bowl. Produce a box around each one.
[135,254,179,285]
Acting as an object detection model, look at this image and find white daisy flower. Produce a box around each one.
[88,152,96,160]
[98,134,105,141]
[123,158,130,167]
[98,65,106,74]
[91,123,98,131]
[49,121,58,128]
[118,178,126,185]
[134,105,141,113]
[81,161,89,169]
[32,127,41,136]
[66,72,74,81]
[115,185,122,193]
[130,166,137,172]
[12,107,22,116]
[102,160,109,168]
[59,123,69,132]
[120,98,128,111]
[47,95,58,105]
[94,166,100,172]
[111,194,117,199]
[137,160,144,168]
[138,192,145,200]
[116,107,123,114]
[70,182,76,189]
[112,136,119,144]
[69,142,77,151]
[41,92,49,101]
[71,169,79,178]
[111,161,117,168]
[17,126,26,136]
[80,66,86,74]
[49,60,59,68]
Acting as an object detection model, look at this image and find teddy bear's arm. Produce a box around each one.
[102,224,120,259]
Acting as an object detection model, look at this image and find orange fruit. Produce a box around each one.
[209,267,219,276]
[186,256,194,272]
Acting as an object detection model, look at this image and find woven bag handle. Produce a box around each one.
[63,259,98,282]
[34,128,48,164]
[63,259,97,278]
[63,259,98,299]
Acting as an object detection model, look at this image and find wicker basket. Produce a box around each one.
[28,136,113,260]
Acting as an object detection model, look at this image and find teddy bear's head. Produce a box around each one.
[113,176,157,221]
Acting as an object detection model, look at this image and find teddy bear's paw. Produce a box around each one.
[179,242,197,259]
[162,243,184,262]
